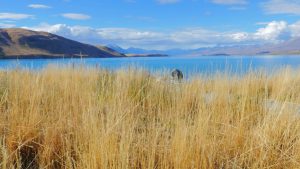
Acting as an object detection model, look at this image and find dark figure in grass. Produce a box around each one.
[171,69,183,81]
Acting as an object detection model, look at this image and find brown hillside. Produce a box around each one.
[0,28,125,58]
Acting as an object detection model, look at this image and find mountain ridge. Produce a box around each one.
[0,28,125,59]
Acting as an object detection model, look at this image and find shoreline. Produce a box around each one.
[0,54,169,60]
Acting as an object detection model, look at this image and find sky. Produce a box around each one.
[0,0,300,50]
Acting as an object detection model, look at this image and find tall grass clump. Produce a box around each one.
[0,66,300,168]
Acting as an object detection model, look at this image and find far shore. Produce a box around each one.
[0,54,169,60]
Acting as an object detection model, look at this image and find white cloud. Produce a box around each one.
[24,20,300,50]
[253,20,300,41]
[0,23,16,28]
[61,13,91,20]
[27,23,165,46]
[0,13,33,20]
[211,0,247,5]
[262,0,300,15]
[22,23,250,49]
[289,21,300,37]
[28,4,51,9]
[229,32,249,41]
[254,21,290,41]
[157,0,180,4]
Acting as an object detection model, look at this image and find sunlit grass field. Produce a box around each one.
[0,66,300,168]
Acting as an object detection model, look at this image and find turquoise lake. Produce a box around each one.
[1,55,300,76]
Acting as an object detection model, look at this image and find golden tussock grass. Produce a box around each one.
[0,66,300,168]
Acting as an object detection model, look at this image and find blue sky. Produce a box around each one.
[1,0,300,49]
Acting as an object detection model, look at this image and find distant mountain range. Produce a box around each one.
[107,44,188,56]
[108,37,300,56]
[190,38,300,56]
[106,45,169,57]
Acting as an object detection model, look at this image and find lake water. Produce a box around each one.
[1,55,300,75]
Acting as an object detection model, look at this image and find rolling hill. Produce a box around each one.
[0,28,125,59]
